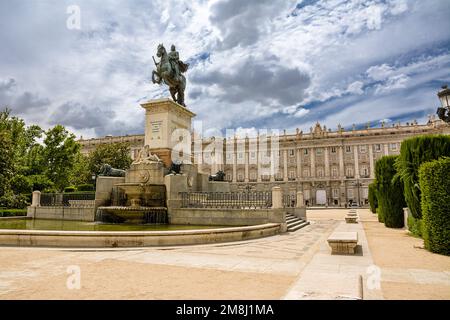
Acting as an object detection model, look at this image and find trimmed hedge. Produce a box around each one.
[0,208,27,217]
[368,182,378,214]
[64,186,77,193]
[375,155,406,228]
[418,158,450,255]
[77,184,94,192]
[395,135,450,219]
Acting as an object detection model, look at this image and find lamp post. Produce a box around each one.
[437,85,450,123]
[92,174,97,191]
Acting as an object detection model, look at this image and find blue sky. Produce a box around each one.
[0,0,449,138]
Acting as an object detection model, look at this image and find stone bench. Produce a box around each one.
[345,215,358,223]
[327,232,358,254]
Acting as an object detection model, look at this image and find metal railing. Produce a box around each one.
[283,194,297,208]
[40,193,95,207]
[180,192,272,209]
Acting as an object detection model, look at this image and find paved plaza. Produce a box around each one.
[0,209,449,300]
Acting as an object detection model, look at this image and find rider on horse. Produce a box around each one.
[152,44,189,107]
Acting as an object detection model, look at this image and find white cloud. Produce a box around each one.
[347,81,365,95]
[366,64,395,81]
[0,0,449,138]
[374,74,410,95]
[294,108,310,118]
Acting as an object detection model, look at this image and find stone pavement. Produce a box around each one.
[283,214,383,300]
[0,209,448,299]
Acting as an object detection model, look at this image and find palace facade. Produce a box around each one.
[79,117,450,207]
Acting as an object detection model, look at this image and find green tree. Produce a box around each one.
[0,110,14,200]
[69,152,91,186]
[42,125,80,191]
[395,135,450,219]
[375,155,406,228]
[87,142,132,175]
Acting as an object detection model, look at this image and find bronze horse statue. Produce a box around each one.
[152,44,189,107]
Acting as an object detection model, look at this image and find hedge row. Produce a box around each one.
[418,157,450,255]
[368,182,378,214]
[375,155,406,228]
[0,209,27,217]
[395,135,450,219]
[64,184,95,193]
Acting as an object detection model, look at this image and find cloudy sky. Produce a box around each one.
[1,0,449,139]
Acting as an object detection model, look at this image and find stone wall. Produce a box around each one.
[169,207,286,230]
[29,206,96,222]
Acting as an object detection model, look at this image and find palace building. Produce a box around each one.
[79,116,450,207]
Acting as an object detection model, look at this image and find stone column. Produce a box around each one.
[310,148,315,178]
[338,146,345,178]
[257,151,262,182]
[245,152,249,182]
[340,181,346,207]
[31,191,41,207]
[283,150,288,181]
[296,191,304,208]
[270,151,275,182]
[369,144,375,178]
[354,145,360,179]
[324,147,330,177]
[232,153,237,183]
[384,143,389,156]
[272,186,282,209]
[297,149,302,180]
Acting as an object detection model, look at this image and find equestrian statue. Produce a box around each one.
[152,44,189,107]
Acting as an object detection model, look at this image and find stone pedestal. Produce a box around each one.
[296,191,305,208]
[272,186,283,209]
[94,176,126,207]
[31,191,41,207]
[141,99,196,167]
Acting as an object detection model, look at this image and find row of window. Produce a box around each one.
[228,166,370,181]
[218,143,399,160]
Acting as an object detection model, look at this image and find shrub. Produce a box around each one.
[0,191,29,209]
[77,184,94,192]
[0,208,27,217]
[375,156,406,228]
[368,182,378,214]
[376,207,384,223]
[418,158,450,255]
[64,186,77,193]
[395,135,450,219]
[407,215,423,238]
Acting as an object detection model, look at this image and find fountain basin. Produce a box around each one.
[96,206,168,224]
[0,220,281,247]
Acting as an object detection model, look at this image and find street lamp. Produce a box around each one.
[92,174,97,190]
[437,85,450,123]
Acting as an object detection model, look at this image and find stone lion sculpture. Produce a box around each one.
[98,164,126,177]
[209,170,225,182]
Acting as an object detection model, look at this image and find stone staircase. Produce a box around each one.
[286,213,310,232]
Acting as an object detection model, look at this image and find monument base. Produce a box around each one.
[140,98,196,168]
